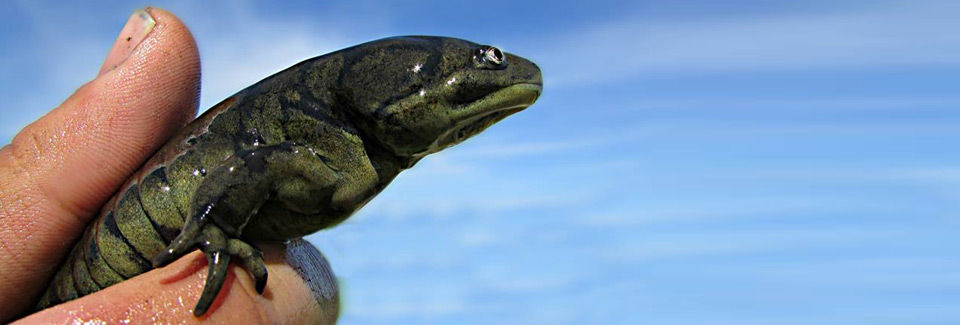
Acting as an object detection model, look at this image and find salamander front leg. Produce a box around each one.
[195,225,229,316]
[151,203,208,268]
[151,142,333,316]
[152,213,267,316]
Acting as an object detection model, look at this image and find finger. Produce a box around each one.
[16,239,340,324]
[0,7,199,319]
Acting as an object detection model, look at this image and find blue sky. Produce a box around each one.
[3,0,960,324]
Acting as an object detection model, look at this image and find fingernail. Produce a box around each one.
[98,8,156,77]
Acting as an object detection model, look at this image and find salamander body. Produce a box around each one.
[35,36,542,316]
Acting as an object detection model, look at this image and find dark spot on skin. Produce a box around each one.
[156,166,170,184]
[136,193,178,244]
[86,234,100,263]
[155,224,181,245]
[317,154,331,165]
[103,213,124,239]
[243,151,267,173]
[103,212,152,269]
[126,36,132,42]
[83,230,123,285]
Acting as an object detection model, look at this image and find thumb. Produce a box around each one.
[0,7,199,320]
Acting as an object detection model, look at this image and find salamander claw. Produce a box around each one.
[228,238,268,294]
[155,223,267,316]
[193,224,229,316]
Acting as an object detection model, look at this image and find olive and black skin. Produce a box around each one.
[35,36,542,316]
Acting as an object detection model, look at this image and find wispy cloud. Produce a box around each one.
[169,1,361,111]
[578,196,828,227]
[734,257,960,287]
[0,0,365,142]
[600,227,901,263]
[346,299,466,319]
[446,137,615,158]
[1,1,113,142]
[623,97,960,112]
[534,0,960,87]
[353,190,582,222]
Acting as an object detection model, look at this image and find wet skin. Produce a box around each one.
[35,36,542,316]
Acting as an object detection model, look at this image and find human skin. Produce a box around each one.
[0,7,338,323]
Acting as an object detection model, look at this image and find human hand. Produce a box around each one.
[0,7,338,323]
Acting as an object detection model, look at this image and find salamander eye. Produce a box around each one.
[475,46,507,69]
[484,46,505,65]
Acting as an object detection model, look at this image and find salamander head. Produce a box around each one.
[337,36,542,159]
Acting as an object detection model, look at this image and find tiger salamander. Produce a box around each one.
[35,36,542,316]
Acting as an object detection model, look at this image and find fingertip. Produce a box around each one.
[283,239,341,322]
[108,6,201,127]
[97,7,202,81]
[98,9,155,77]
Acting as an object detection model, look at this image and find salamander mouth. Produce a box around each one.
[431,83,542,152]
